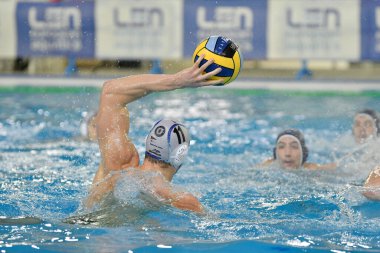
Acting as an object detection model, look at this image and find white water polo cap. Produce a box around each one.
[145,119,190,170]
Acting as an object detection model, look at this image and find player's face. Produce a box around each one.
[87,115,97,141]
[353,115,376,144]
[276,137,302,169]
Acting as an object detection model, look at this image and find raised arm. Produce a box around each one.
[96,56,221,176]
[99,55,222,107]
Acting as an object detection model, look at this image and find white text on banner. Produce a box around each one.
[268,0,360,60]
[95,0,183,60]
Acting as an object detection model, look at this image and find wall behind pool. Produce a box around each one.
[0,0,379,61]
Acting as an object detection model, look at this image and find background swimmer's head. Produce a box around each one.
[273,129,309,169]
[353,109,380,144]
[145,119,190,171]
[80,112,98,142]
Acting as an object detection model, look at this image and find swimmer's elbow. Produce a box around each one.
[362,190,380,201]
[171,194,205,214]
[101,80,116,95]
[362,174,380,201]
[172,203,204,214]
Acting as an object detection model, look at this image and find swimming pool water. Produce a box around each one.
[1,87,380,252]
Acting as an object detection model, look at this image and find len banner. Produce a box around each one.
[95,0,183,59]
[267,0,360,60]
[183,0,267,59]
[16,1,95,58]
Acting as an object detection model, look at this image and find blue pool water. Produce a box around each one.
[1,86,380,252]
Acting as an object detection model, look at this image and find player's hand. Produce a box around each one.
[173,54,222,88]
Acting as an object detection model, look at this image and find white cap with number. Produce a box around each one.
[145,119,190,170]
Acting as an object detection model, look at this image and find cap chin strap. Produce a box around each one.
[169,143,189,171]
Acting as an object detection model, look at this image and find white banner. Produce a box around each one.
[268,0,360,60]
[95,0,183,59]
[0,0,17,58]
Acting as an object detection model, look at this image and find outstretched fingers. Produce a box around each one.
[190,54,223,86]
[202,67,221,79]
[193,54,205,69]
[200,60,223,86]
[193,54,217,74]
[198,69,223,86]
[198,57,214,73]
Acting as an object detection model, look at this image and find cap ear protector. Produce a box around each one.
[169,143,189,171]
[272,130,309,165]
[145,119,190,171]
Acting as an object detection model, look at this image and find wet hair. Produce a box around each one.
[356,109,380,135]
[273,128,309,164]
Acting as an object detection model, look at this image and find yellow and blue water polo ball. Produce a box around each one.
[192,35,242,85]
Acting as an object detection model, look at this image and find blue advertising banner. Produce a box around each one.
[361,0,380,60]
[16,1,95,58]
[9,0,380,61]
[183,0,267,59]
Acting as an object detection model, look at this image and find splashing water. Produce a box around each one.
[1,89,380,252]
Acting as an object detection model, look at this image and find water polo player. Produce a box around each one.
[353,109,380,144]
[261,129,336,170]
[80,112,98,142]
[85,55,222,213]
